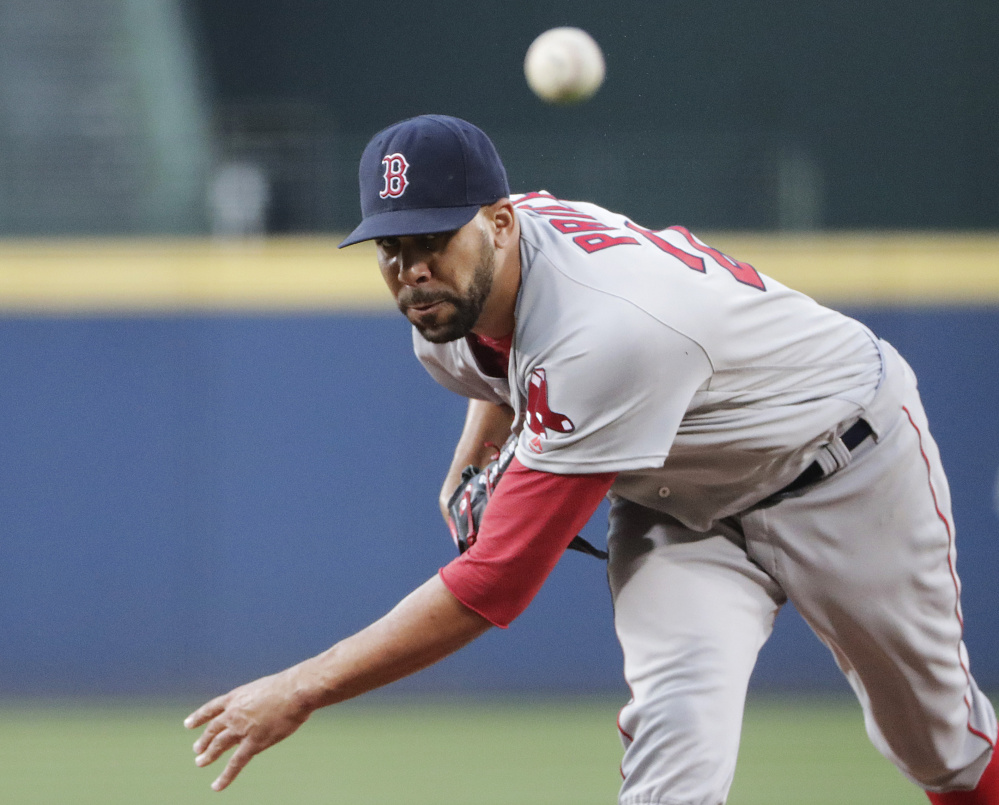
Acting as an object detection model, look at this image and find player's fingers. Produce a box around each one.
[191,717,227,756]
[210,741,258,791]
[184,696,227,729]
[194,727,239,768]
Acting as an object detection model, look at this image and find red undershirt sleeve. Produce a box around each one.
[439,458,617,628]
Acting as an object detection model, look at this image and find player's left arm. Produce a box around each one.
[440,459,617,627]
[185,575,491,791]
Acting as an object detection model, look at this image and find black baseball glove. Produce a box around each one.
[445,434,608,559]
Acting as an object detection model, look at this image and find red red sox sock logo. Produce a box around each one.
[379,153,409,198]
[525,368,574,453]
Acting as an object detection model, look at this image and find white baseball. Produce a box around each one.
[524,27,606,105]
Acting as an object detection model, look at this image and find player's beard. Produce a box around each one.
[401,229,495,344]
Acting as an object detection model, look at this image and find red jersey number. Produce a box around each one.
[626,222,766,291]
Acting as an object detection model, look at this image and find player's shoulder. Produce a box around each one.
[512,191,622,232]
[514,244,709,378]
[512,191,633,272]
[512,190,610,212]
[511,192,689,307]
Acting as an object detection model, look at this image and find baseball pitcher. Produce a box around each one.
[186,115,997,805]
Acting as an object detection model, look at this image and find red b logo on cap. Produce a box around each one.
[379,153,409,198]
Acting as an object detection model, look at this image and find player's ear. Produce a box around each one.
[486,199,517,248]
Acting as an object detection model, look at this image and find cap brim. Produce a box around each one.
[338,205,482,248]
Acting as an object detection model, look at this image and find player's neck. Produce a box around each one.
[471,219,521,340]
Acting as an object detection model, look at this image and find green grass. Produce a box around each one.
[0,695,928,804]
[730,698,923,805]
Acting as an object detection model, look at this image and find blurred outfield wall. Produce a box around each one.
[4,1,997,237]
[0,235,997,698]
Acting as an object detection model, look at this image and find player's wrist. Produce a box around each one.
[283,656,338,713]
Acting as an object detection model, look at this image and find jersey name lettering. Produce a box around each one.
[514,192,765,290]
[514,193,640,254]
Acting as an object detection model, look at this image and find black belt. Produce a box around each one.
[759,418,873,507]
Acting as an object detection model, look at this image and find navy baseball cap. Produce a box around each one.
[338,115,510,248]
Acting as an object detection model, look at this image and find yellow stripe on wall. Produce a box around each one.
[0,233,997,313]
[712,232,999,305]
[0,238,388,313]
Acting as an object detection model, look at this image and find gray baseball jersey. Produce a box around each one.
[416,191,882,530]
[417,191,997,803]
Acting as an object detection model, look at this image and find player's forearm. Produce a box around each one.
[439,399,515,518]
[291,575,491,711]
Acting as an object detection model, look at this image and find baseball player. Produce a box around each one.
[186,115,997,804]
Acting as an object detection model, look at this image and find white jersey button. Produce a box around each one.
[658,486,671,498]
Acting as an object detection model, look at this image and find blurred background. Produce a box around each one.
[0,2,997,802]
[3,0,997,237]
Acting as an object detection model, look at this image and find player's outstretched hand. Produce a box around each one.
[184,667,315,791]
